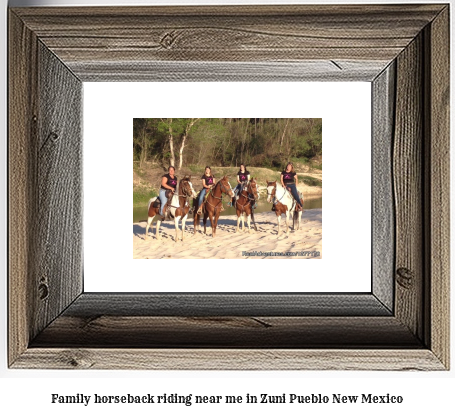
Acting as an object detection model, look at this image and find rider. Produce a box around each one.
[197,166,216,215]
[228,164,250,207]
[159,166,178,219]
[281,162,303,211]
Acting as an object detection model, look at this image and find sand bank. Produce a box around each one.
[133,209,322,259]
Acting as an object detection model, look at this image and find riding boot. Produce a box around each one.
[197,202,204,215]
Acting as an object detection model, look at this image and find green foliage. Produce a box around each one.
[133,118,322,170]
[300,175,322,187]
[188,164,201,173]
[133,188,158,207]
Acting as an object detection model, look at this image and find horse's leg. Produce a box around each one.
[298,211,302,230]
[155,219,161,240]
[247,213,251,233]
[236,213,241,233]
[212,213,220,237]
[193,212,199,234]
[145,215,153,239]
[181,215,187,241]
[285,211,290,234]
[209,212,216,237]
[242,212,246,232]
[277,215,281,236]
[203,211,208,235]
[174,216,180,242]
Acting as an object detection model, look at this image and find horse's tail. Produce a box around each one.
[148,197,157,211]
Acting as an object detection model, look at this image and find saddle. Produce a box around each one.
[152,189,173,208]
[153,190,175,219]
[272,188,303,211]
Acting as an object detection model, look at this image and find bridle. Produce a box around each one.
[168,179,195,210]
[236,180,258,209]
[205,178,233,210]
[267,181,297,210]
[267,182,287,205]
[177,179,196,199]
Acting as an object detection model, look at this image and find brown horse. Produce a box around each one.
[146,176,197,242]
[193,175,234,237]
[266,180,303,235]
[234,178,259,233]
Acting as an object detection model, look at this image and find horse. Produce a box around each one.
[234,178,259,233]
[266,180,303,236]
[193,175,234,237]
[145,176,197,242]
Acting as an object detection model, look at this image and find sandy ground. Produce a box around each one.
[133,209,322,259]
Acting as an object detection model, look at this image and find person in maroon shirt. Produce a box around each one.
[159,166,178,218]
[197,166,216,214]
[228,164,250,206]
[281,162,302,211]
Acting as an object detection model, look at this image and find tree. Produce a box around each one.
[178,118,200,169]
[160,118,175,166]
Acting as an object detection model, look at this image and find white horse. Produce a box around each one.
[266,181,302,236]
[146,176,197,242]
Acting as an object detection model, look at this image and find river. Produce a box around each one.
[133,194,322,223]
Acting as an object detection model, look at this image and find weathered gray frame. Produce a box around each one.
[8,5,449,370]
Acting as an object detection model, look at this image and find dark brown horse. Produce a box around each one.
[146,176,197,241]
[193,175,234,237]
[234,178,259,233]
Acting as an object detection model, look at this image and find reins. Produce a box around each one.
[268,183,294,208]
[235,180,258,211]
[168,180,195,210]
[205,178,233,210]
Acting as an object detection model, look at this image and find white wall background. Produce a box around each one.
[84,82,371,292]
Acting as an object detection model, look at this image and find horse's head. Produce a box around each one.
[180,176,197,199]
[266,180,277,203]
[248,178,259,201]
[219,176,235,197]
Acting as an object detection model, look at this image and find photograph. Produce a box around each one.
[133,118,322,259]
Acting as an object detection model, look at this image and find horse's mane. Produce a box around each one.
[215,175,228,187]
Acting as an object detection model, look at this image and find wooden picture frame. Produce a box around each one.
[8,4,449,370]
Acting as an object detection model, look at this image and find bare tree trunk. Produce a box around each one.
[178,118,199,169]
[140,128,147,168]
[279,118,290,154]
[241,119,248,163]
[161,118,175,166]
[168,119,175,166]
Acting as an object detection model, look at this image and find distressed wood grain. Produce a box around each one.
[33,42,83,338]
[425,6,450,369]
[70,60,389,83]
[14,349,445,371]
[59,293,392,317]
[372,63,395,312]
[12,5,444,75]
[393,34,424,340]
[31,316,420,348]
[8,11,38,366]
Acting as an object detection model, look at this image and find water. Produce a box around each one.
[133,194,322,223]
